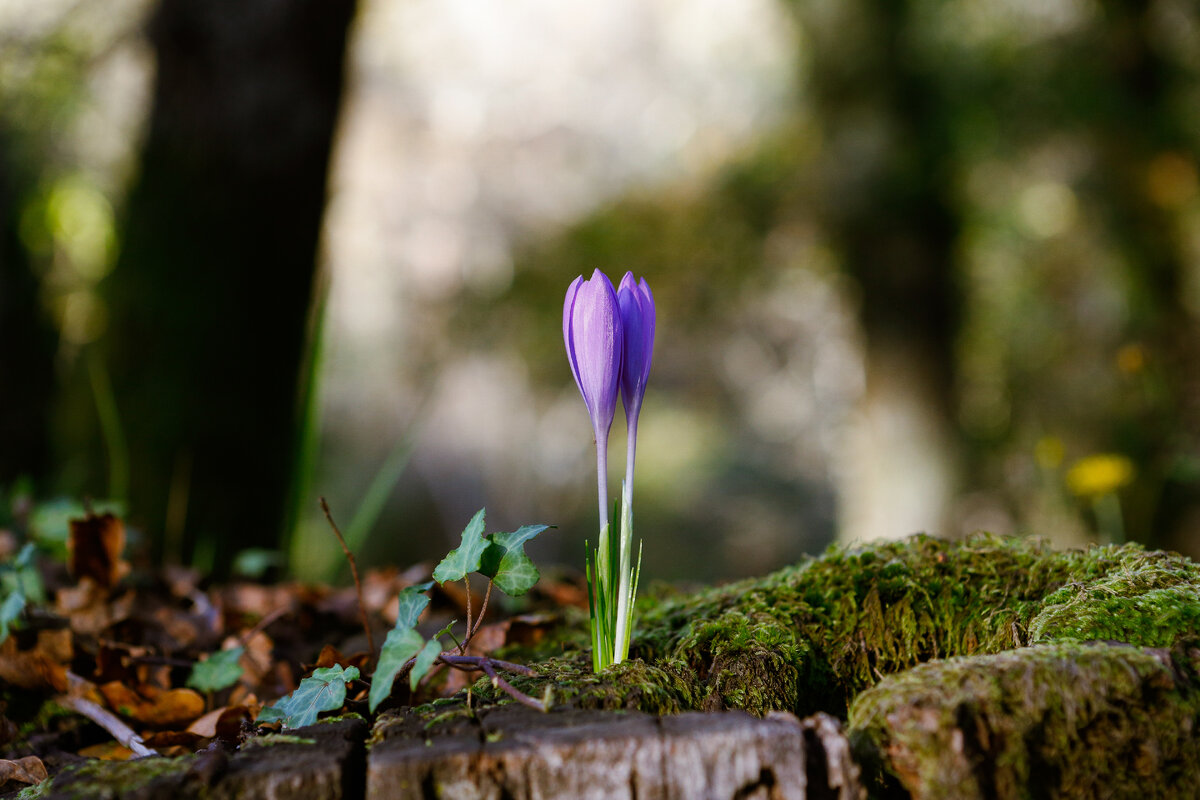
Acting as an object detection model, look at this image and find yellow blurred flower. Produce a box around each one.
[1116,343,1146,375]
[1066,454,1135,497]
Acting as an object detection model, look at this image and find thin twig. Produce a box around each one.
[319,497,374,654]
[439,654,535,676]
[476,659,546,712]
[466,579,494,643]
[61,674,156,758]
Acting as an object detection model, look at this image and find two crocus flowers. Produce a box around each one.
[564,269,655,671]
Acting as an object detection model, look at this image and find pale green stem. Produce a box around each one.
[613,414,639,664]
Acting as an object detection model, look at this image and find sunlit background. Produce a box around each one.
[3,0,1200,583]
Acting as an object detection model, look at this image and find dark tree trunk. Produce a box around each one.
[103,0,356,566]
[0,128,56,488]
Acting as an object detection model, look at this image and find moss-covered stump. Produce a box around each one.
[847,642,1200,799]
[462,535,1200,795]
[29,716,367,800]
[367,705,863,800]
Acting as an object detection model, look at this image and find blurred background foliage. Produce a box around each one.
[2,0,1200,583]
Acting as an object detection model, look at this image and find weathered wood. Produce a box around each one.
[848,642,1200,799]
[36,716,366,800]
[366,706,863,800]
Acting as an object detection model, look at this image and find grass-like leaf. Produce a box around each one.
[431,509,488,584]
[480,524,550,596]
[369,626,425,712]
[186,646,245,693]
[276,665,360,729]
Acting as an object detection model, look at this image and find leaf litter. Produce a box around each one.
[0,505,580,794]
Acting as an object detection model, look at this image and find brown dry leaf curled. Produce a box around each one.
[68,512,129,589]
[0,755,47,786]
[0,638,68,692]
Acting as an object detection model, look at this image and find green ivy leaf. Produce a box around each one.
[275,665,360,729]
[255,703,286,724]
[369,626,425,713]
[410,638,442,691]
[479,524,550,596]
[0,590,25,644]
[394,584,432,630]
[186,646,245,693]
[431,509,488,584]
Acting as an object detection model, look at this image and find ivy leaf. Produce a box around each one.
[186,646,245,693]
[0,590,25,644]
[431,509,488,584]
[255,703,286,724]
[368,627,425,713]
[275,665,360,729]
[394,584,432,630]
[479,524,550,596]
[410,639,442,691]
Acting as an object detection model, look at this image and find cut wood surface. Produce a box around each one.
[368,706,863,800]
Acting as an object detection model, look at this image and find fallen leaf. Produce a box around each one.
[0,755,47,786]
[99,683,205,728]
[187,705,251,739]
[76,742,135,761]
[313,644,370,672]
[138,688,205,729]
[0,638,67,692]
[68,513,128,589]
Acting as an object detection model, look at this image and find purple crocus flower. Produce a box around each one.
[564,269,624,529]
[616,272,655,427]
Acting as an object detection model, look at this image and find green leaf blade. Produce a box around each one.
[187,646,245,693]
[369,626,426,713]
[394,584,432,630]
[409,639,442,691]
[278,665,359,729]
[431,509,488,584]
[480,524,550,596]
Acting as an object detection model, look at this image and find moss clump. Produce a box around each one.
[847,641,1200,799]
[442,535,1200,722]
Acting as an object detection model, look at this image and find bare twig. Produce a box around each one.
[476,659,546,712]
[61,674,156,758]
[439,654,535,676]
[319,497,374,654]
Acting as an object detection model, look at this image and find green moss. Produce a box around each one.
[242,733,317,747]
[439,535,1200,722]
[847,641,1200,799]
[30,755,192,800]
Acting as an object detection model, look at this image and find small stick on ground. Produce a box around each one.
[61,674,156,758]
[320,497,375,655]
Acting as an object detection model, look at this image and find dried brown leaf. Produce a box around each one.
[0,638,68,692]
[68,512,128,589]
[187,705,250,739]
[0,755,47,785]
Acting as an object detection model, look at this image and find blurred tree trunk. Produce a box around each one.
[791,0,963,542]
[102,0,356,567]
[0,130,55,488]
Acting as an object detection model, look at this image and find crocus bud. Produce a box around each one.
[564,269,624,440]
[616,272,655,422]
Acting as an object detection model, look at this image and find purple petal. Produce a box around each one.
[563,275,584,396]
[617,272,655,420]
[565,270,623,437]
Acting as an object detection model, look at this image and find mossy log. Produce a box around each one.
[448,535,1200,796]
